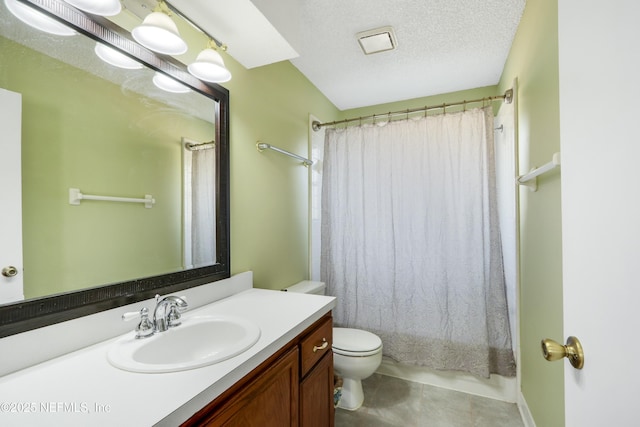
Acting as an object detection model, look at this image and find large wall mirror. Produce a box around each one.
[0,0,230,337]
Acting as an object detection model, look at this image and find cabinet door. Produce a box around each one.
[300,351,334,427]
[300,317,332,377]
[202,347,299,426]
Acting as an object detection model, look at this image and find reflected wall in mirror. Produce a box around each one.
[0,0,230,337]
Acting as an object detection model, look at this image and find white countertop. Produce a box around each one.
[0,288,335,426]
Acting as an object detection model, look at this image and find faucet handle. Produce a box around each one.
[122,307,155,339]
[167,296,188,327]
[122,309,143,322]
[176,295,188,311]
[167,305,182,328]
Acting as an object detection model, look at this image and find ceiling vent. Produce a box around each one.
[356,26,398,55]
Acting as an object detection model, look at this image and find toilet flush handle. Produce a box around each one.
[313,338,329,353]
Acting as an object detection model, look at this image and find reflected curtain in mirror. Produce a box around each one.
[182,138,216,269]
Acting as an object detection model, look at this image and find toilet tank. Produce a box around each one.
[284,280,326,295]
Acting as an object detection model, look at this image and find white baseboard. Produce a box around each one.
[376,357,518,403]
[517,391,536,427]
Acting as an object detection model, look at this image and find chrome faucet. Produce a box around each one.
[122,294,189,338]
[153,294,189,332]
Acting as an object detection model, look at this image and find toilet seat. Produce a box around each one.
[332,328,382,357]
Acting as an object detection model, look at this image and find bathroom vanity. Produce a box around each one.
[184,313,334,426]
[0,274,336,426]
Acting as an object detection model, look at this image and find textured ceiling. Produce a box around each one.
[176,0,526,110]
[289,0,526,110]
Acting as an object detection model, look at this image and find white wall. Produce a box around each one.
[309,115,325,281]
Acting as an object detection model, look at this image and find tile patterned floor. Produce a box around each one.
[335,373,525,427]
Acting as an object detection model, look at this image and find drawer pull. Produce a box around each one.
[313,338,329,353]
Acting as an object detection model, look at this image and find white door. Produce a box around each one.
[559,1,640,425]
[0,88,24,303]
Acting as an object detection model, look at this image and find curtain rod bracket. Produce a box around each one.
[504,89,514,104]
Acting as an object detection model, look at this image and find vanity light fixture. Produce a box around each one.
[62,0,121,16]
[5,0,76,36]
[187,39,232,83]
[131,1,187,55]
[94,42,143,69]
[152,71,189,93]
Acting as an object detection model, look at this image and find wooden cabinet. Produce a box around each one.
[299,316,334,427]
[183,313,333,427]
[300,348,334,427]
[194,347,299,426]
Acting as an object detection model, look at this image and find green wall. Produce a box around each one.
[114,7,342,290]
[499,0,564,425]
[338,85,500,120]
[220,59,339,289]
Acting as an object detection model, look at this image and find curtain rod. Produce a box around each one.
[183,137,215,151]
[312,89,513,131]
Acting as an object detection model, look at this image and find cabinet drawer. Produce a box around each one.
[300,316,332,377]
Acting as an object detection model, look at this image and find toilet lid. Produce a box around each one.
[333,328,382,354]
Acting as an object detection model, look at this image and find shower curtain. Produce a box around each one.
[321,107,516,378]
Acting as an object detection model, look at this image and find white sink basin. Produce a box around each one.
[107,315,261,373]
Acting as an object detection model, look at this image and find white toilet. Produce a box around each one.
[284,281,383,411]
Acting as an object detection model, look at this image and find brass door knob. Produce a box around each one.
[541,336,584,369]
[2,266,18,278]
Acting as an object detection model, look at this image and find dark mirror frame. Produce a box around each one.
[0,0,230,338]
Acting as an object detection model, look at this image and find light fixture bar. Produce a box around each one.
[163,0,226,51]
